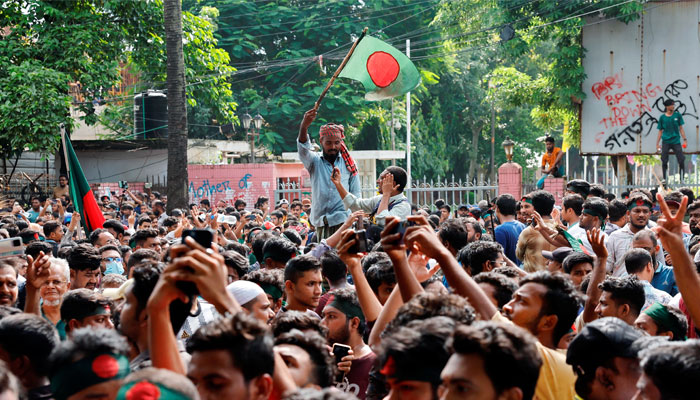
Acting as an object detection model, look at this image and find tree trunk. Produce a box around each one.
[164,0,188,212]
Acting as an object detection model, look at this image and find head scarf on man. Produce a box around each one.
[319,123,358,176]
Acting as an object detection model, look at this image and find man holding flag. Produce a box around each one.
[298,109,360,241]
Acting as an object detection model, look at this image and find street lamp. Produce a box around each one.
[502,136,515,163]
[244,113,264,164]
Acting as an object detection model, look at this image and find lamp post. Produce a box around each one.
[241,113,264,164]
[502,136,515,162]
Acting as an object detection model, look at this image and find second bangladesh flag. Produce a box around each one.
[64,135,105,236]
[339,36,421,101]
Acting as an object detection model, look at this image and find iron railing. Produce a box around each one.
[274,174,499,210]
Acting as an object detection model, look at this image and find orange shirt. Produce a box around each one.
[541,147,562,169]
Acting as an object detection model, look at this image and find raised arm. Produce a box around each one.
[381,218,424,303]
[375,174,398,216]
[298,109,316,144]
[368,285,402,349]
[655,193,700,328]
[403,215,498,320]
[582,228,608,323]
[24,252,51,316]
[337,230,382,323]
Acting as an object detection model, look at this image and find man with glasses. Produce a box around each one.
[24,254,71,340]
[458,240,506,276]
[99,245,125,276]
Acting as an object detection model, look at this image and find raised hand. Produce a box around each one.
[586,227,608,259]
[402,215,450,261]
[381,173,399,195]
[301,109,317,131]
[331,167,342,187]
[656,192,687,236]
[407,244,440,283]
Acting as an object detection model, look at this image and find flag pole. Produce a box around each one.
[314,27,368,111]
[60,125,83,239]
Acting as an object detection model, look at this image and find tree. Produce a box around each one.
[0,0,163,156]
[164,0,189,211]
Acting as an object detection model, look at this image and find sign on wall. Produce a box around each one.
[581,2,700,154]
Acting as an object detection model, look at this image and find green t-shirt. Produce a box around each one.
[658,111,685,144]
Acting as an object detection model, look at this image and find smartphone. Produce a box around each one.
[388,220,416,244]
[181,229,214,248]
[118,181,128,189]
[178,229,215,297]
[247,214,256,221]
[332,343,351,365]
[144,182,152,189]
[348,218,368,254]
[0,237,24,258]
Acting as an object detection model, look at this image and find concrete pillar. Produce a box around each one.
[498,162,522,199]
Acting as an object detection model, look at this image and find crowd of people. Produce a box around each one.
[0,117,699,400]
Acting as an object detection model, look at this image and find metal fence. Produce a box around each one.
[274,174,498,210]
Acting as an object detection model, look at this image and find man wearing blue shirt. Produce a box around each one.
[298,108,360,240]
[493,194,526,266]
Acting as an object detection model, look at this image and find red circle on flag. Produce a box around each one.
[92,354,120,378]
[366,51,399,88]
[126,381,161,400]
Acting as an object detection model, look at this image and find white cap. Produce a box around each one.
[226,280,264,305]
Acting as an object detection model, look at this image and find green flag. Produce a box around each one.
[339,36,421,101]
[64,135,105,236]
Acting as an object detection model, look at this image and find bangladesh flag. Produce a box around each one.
[339,36,421,101]
[64,135,105,236]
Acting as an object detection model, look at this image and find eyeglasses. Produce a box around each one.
[103,257,123,263]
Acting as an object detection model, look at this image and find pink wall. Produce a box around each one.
[187,163,306,205]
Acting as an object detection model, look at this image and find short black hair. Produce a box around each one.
[0,313,59,377]
[234,199,246,208]
[473,272,518,309]
[320,251,347,285]
[131,228,159,248]
[99,245,122,257]
[43,221,62,238]
[88,228,108,246]
[495,194,517,216]
[102,219,125,236]
[608,199,628,222]
[275,330,335,388]
[545,136,555,143]
[598,276,646,317]
[384,166,407,193]
[325,287,365,334]
[222,251,249,279]
[449,322,542,400]
[251,231,275,263]
[603,193,616,202]
[282,229,302,245]
[562,252,594,274]
[562,194,584,216]
[624,248,652,275]
[162,216,178,228]
[582,197,608,221]
[262,237,297,265]
[640,341,700,399]
[243,269,285,302]
[519,271,583,343]
[385,291,475,334]
[364,253,396,294]
[588,184,606,198]
[379,317,455,391]
[530,190,555,216]
[26,241,53,259]
[60,289,111,330]
[271,310,327,338]
[284,254,321,284]
[438,219,468,253]
[678,187,695,203]
[131,262,164,312]
[459,241,503,276]
[127,248,160,270]
[66,243,101,271]
[187,312,274,383]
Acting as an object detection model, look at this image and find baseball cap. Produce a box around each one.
[107,203,119,210]
[542,247,574,263]
[566,317,643,376]
[277,199,289,206]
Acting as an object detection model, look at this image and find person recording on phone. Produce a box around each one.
[656,98,687,182]
[331,166,410,227]
[320,288,375,399]
[298,108,360,241]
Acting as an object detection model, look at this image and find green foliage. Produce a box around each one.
[0,0,163,155]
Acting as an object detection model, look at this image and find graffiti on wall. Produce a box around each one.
[590,74,699,152]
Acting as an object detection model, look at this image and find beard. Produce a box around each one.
[328,321,351,345]
[691,226,700,235]
[323,149,339,163]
